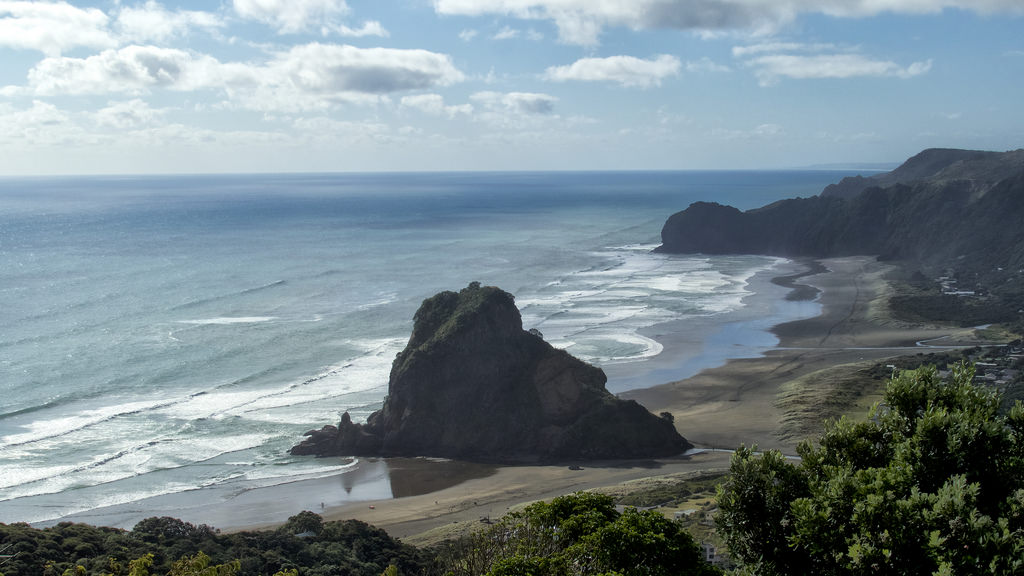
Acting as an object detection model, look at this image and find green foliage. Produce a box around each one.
[587,507,705,575]
[167,552,240,576]
[437,491,719,576]
[279,511,324,537]
[715,447,810,576]
[0,512,429,576]
[717,362,1024,575]
[405,282,515,355]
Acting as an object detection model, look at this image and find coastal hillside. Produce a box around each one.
[657,148,1024,325]
[292,282,690,462]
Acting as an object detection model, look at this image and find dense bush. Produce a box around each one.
[0,514,429,576]
[434,491,720,576]
[717,362,1024,575]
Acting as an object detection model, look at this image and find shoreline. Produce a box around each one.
[38,256,998,539]
[624,256,991,452]
[604,258,820,393]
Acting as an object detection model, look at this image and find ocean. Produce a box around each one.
[0,170,852,527]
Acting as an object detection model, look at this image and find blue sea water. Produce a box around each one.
[0,171,853,526]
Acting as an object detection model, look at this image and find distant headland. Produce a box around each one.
[657,147,1024,330]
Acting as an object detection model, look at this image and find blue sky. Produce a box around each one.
[0,1,1022,174]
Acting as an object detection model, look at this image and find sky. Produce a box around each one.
[0,1,1022,175]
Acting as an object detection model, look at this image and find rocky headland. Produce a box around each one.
[658,148,1024,265]
[656,148,1024,327]
[292,282,690,463]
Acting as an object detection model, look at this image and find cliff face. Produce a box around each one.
[657,148,1024,279]
[292,283,690,463]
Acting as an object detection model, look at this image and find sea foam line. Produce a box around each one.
[176,316,277,325]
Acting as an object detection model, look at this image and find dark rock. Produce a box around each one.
[291,282,690,462]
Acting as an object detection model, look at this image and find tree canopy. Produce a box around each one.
[437,491,720,576]
[716,362,1024,575]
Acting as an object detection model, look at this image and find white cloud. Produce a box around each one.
[712,122,786,140]
[544,55,680,88]
[266,43,464,95]
[732,41,933,85]
[94,99,166,129]
[400,94,473,117]
[0,100,97,149]
[747,53,932,85]
[0,1,116,56]
[25,46,225,95]
[233,0,348,34]
[331,20,389,37]
[17,43,465,113]
[433,0,1024,45]
[0,99,66,128]
[471,91,557,115]
[223,43,466,112]
[292,116,394,143]
[116,1,223,44]
[458,28,478,41]
[493,25,519,40]
[732,42,838,58]
[685,57,730,73]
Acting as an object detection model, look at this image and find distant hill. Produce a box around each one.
[657,148,1024,325]
[820,148,1024,200]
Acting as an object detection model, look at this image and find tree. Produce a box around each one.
[713,447,809,576]
[279,511,324,537]
[587,507,706,575]
[717,363,1024,575]
[167,552,240,576]
[438,491,719,576]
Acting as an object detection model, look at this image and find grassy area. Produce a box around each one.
[601,471,727,509]
[775,339,1021,446]
[593,470,731,554]
[775,361,887,445]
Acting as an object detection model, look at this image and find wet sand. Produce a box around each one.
[317,452,733,543]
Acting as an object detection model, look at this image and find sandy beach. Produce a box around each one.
[625,256,987,451]
[57,256,996,541]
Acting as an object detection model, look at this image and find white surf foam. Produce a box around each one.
[177,317,278,325]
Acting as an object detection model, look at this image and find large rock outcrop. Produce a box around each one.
[292,283,690,463]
